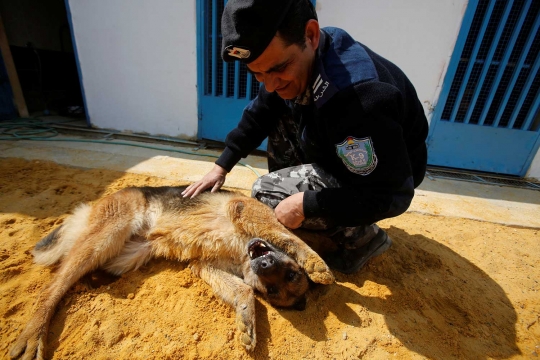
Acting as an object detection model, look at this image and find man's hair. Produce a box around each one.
[277,0,318,49]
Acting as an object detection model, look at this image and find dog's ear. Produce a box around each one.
[228,199,245,221]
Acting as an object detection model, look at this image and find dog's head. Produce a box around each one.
[243,238,310,310]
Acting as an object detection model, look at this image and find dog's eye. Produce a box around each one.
[267,286,279,295]
[286,271,297,282]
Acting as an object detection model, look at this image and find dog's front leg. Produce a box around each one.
[190,262,256,350]
[229,198,335,285]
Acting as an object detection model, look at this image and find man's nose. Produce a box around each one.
[263,74,280,93]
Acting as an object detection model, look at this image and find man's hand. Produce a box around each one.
[182,164,228,198]
[274,192,305,229]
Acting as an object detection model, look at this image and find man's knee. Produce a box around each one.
[251,172,293,209]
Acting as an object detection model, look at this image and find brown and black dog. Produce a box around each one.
[10,186,334,359]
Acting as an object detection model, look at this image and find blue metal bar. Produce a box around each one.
[246,72,253,100]
[508,53,540,129]
[211,0,218,96]
[223,62,228,97]
[464,0,514,124]
[234,61,240,99]
[449,0,496,123]
[478,0,531,126]
[494,12,540,127]
[195,0,205,135]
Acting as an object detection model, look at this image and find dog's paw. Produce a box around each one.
[10,328,45,360]
[235,302,256,350]
[302,254,335,285]
[276,233,335,285]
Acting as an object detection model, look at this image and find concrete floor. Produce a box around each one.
[1,135,539,229]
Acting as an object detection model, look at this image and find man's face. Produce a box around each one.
[247,29,318,100]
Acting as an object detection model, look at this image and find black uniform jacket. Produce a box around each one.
[216,27,429,226]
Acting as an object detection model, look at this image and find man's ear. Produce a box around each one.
[305,19,320,51]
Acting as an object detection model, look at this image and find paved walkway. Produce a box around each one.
[1,136,539,229]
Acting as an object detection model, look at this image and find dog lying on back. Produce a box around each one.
[10,186,334,359]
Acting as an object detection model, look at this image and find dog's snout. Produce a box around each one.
[261,257,275,268]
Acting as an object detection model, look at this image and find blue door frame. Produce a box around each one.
[427,0,540,176]
[196,0,316,150]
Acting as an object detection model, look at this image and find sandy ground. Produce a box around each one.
[1,158,539,359]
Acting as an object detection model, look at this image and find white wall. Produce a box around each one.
[316,0,468,121]
[527,150,540,180]
[66,0,540,180]
[67,0,198,139]
[67,0,466,140]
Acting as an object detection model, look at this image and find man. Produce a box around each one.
[183,0,428,274]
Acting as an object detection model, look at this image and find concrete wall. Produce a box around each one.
[528,152,540,180]
[316,0,468,119]
[67,0,198,139]
[526,110,540,179]
[66,0,540,179]
[67,0,467,140]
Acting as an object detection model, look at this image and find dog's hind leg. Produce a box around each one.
[33,204,93,267]
[190,262,256,351]
[10,192,143,360]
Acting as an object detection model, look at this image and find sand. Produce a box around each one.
[1,158,539,359]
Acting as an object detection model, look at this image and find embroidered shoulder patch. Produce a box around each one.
[335,136,378,175]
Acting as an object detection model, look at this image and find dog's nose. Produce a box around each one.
[260,257,275,268]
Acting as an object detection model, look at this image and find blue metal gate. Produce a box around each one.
[427,0,540,176]
[196,0,261,146]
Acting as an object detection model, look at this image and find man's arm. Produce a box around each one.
[274,192,305,229]
[182,164,228,198]
[183,87,287,198]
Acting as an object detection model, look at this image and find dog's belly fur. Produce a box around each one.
[34,188,252,276]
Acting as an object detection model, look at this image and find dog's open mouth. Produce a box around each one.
[248,239,273,259]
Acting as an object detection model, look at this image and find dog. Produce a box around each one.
[9,186,334,359]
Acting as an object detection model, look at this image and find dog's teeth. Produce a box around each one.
[249,251,253,257]
[260,244,267,248]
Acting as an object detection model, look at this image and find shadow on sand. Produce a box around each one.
[278,227,520,359]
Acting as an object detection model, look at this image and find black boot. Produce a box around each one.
[324,226,392,274]
[328,224,379,249]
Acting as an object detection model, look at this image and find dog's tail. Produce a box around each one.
[32,203,92,266]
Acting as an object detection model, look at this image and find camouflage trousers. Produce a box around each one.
[252,164,340,230]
